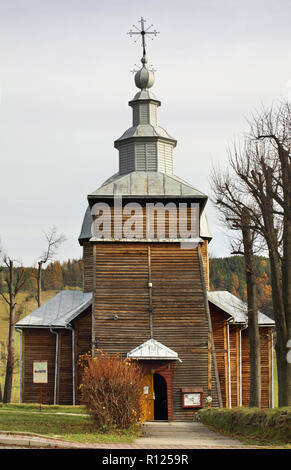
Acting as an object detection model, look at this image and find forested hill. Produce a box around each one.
[0,259,83,293]
[210,255,273,318]
[0,255,273,317]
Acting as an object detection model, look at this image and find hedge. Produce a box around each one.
[197,407,291,443]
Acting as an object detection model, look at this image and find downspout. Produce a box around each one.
[50,328,59,405]
[15,328,22,403]
[226,322,231,408]
[67,324,76,406]
[239,327,242,406]
[271,331,274,408]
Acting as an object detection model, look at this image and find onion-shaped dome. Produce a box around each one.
[134,54,155,90]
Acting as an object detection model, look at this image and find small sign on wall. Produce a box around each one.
[181,387,203,408]
[33,361,48,384]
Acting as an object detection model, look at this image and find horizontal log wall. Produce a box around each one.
[22,328,73,405]
[86,203,209,294]
[21,307,92,405]
[83,242,94,292]
[92,242,214,420]
[92,205,199,240]
[22,329,56,404]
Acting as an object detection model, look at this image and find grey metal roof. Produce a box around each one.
[15,290,93,328]
[88,171,208,199]
[130,89,160,102]
[207,290,275,326]
[115,124,176,143]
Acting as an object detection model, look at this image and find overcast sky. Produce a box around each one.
[0,0,290,266]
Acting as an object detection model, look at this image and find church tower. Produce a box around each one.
[15,17,274,414]
[79,18,221,420]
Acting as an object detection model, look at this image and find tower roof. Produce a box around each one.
[79,18,212,244]
[112,17,178,176]
[88,171,207,199]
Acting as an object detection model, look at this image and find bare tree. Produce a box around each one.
[0,253,26,403]
[211,166,262,407]
[229,139,288,405]
[244,101,291,406]
[36,226,66,307]
[219,101,291,406]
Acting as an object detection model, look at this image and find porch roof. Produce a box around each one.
[127,338,182,362]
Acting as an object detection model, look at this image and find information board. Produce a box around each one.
[183,393,201,407]
[33,361,48,384]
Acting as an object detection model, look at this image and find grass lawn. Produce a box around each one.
[0,404,141,444]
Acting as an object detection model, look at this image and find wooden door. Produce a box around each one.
[141,373,154,421]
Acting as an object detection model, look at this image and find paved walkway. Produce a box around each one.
[136,421,246,448]
[0,422,263,449]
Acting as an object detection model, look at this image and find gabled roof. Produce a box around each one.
[127,338,181,361]
[207,290,274,326]
[15,290,93,328]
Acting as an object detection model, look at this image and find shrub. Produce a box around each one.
[79,351,144,431]
[198,407,291,443]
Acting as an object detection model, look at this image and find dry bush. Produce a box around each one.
[79,350,144,431]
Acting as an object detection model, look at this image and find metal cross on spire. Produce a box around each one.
[127,17,159,56]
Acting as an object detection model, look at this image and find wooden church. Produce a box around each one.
[16,20,275,420]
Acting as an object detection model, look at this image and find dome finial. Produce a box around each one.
[127,17,159,89]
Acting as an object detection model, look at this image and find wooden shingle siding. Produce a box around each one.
[92,242,214,420]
